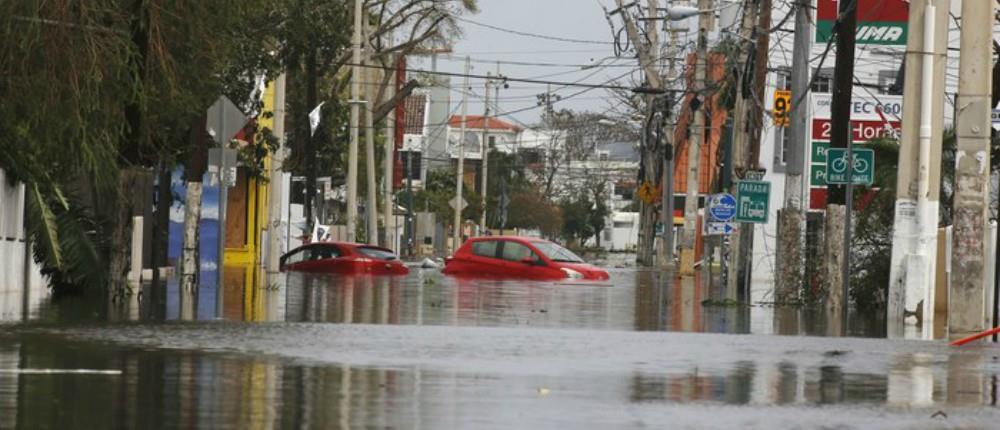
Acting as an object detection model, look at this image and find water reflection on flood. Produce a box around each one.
[89,266,864,338]
[3,327,1000,428]
[5,264,990,428]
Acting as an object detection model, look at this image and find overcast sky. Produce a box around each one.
[409,0,641,127]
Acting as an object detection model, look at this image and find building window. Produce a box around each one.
[878,69,900,95]
[774,126,790,167]
[811,69,833,93]
[400,151,422,180]
[520,148,543,165]
[488,135,496,149]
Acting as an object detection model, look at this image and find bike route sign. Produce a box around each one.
[707,193,737,222]
[826,148,874,185]
[735,181,770,224]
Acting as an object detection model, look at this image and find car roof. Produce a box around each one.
[469,235,550,243]
[293,241,393,252]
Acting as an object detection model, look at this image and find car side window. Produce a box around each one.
[285,248,308,264]
[500,241,538,262]
[472,240,499,259]
[314,246,340,260]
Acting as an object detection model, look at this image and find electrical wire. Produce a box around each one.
[451,15,614,45]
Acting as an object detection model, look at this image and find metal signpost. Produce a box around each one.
[827,123,877,327]
[206,96,246,314]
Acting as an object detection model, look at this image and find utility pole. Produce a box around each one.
[614,0,664,265]
[452,57,471,253]
[887,0,949,339]
[363,21,379,245]
[657,23,681,269]
[679,0,713,276]
[949,0,994,341]
[266,73,287,273]
[725,0,769,299]
[612,0,665,266]
[479,73,491,233]
[383,56,398,252]
[825,0,858,326]
[304,51,318,235]
[775,0,811,301]
[346,0,363,243]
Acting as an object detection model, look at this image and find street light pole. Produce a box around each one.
[346,0,363,243]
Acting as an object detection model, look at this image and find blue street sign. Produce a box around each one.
[705,221,737,236]
[708,193,737,222]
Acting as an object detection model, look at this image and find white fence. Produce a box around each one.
[0,169,46,322]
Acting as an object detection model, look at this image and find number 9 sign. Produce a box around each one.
[773,89,791,128]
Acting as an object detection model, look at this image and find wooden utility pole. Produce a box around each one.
[679,0,713,276]
[775,0,811,301]
[363,21,379,245]
[383,57,398,252]
[824,0,858,327]
[612,0,664,267]
[724,0,765,296]
[452,57,470,253]
[657,22,681,268]
[346,0,363,242]
[479,73,492,232]
[949,0,994,340]
[887,0,950,339]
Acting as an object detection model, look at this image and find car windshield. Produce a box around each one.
[531,242,584,263]
[356,247,398,261]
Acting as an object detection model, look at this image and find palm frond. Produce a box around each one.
[26,182,63,271]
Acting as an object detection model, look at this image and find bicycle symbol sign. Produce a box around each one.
[826,148,874,185]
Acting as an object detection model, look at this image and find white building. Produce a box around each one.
[747,0,966,303]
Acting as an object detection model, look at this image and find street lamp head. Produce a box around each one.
[664,6,701,20]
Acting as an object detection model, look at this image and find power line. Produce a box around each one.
[452,15,614,45]
[346,62,675,93]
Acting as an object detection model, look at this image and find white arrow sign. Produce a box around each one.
[449,196,467,211]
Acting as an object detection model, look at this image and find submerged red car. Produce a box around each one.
[442,236,609,281]
[280,242,409,275]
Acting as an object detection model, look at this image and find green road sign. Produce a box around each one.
[735,180,770,224]
[810,165,827,187]
[811,141,830,163]
[826,148,875,185]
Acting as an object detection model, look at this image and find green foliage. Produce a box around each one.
[850,138,900,311]
[505,189,563,238]
[402,168,483,225]
[559,196,597,245]
[849,131,956,312]
[26,184,106,293]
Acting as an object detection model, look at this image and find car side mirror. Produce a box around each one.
[519,257,535,265]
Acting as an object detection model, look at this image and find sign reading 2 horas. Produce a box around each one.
[816,0,909,46]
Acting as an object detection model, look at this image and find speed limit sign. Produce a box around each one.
[773,89,791,127]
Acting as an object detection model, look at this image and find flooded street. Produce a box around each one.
[2,264,999,429]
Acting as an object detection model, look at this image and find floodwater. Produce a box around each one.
[2,259,999,429]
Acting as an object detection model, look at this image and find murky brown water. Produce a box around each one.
[1,265,997,429]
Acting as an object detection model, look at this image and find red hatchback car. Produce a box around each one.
[443,236,609,281]
[280,242,409,275]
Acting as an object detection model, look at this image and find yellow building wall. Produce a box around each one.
[224,81,276,267]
